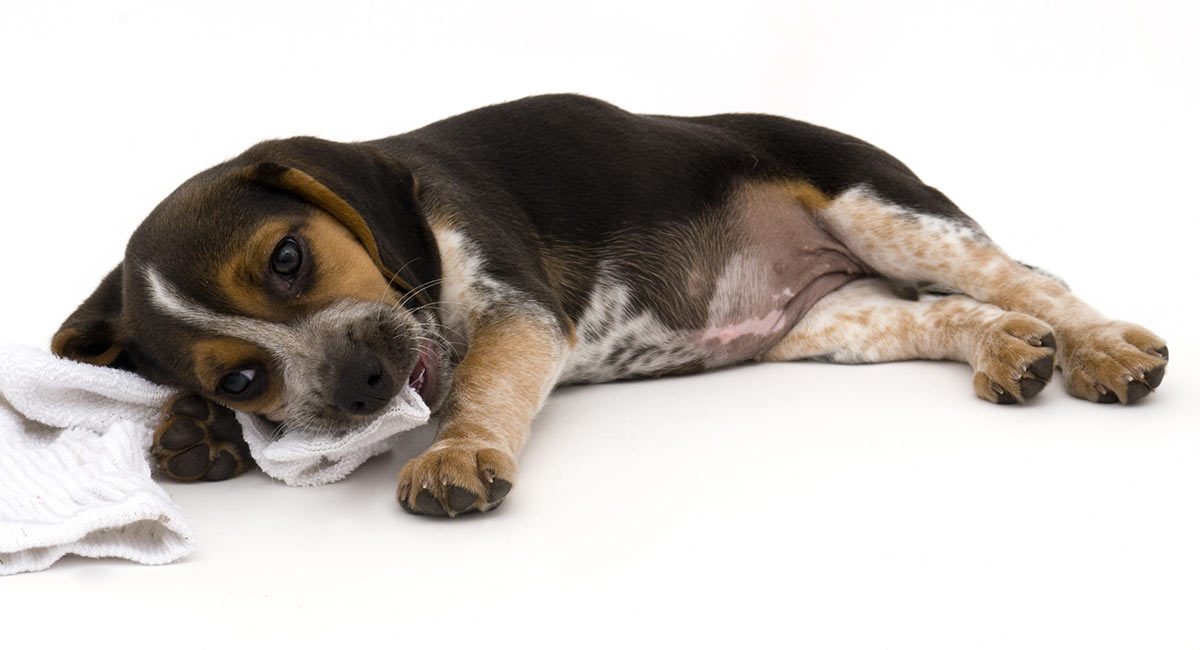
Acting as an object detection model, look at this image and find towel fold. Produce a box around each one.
[0,344,430,575]
[0,344,188,575]
[238,385,429,486]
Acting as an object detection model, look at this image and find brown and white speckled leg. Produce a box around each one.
[397,313,571,516]
[764,278,1058,404]
[812,187,1168,404]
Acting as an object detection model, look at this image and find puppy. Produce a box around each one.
[52,94,1168,516]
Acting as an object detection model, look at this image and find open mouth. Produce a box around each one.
[406,339,439,405]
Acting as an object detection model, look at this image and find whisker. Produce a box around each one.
[378,257,422,302]
[393,276,444,309]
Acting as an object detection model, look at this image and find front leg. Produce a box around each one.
[151,392,253,481]
[397,312,570,516]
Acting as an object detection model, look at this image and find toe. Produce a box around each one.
[1144,364,1166,389]
[399,494,415,514]
[487,477,513,502]
[158,418,204,450]
[170,394,211,420]
[447,485,480,513]
[1028,354,1054,381]
[167,445,211,480]
[208,410,242,442]
[203,450,239,481]
[1019,377,1046,399]
[415,488,447,516]
[1038,332,1057,351]
[1124,380,1152,404]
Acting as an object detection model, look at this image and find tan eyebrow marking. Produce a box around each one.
[216,220,294,320]
[214,210,399,321]
[191,337,284,414]
[297,211,398,306]
[247,164,426,304]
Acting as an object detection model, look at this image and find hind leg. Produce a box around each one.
[813,186,1168,404]
[764,278,1057,404]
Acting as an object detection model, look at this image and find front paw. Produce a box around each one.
[1061,321,1168,404]
[397,441,516,517]
[151,393,253,481]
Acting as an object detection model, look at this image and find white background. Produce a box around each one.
[2,1,1198,648]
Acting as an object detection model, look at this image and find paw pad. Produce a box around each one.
[152,393,252,481]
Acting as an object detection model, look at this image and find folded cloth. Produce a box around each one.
[0,344,189,576]
[0,344,430,575]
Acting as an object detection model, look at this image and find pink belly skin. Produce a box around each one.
[559,182,868,384]
[702,309,789,344]
[693,183,866,368]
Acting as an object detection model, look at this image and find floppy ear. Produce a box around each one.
[241,139,441,306]
[51,264,133,369]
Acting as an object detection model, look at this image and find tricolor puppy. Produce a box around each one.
[52,94,1169,516]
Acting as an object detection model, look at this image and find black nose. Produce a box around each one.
[332,350,394,415]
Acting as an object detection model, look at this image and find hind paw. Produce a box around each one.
[1061,321,1167,405]
[971,313,1057,404]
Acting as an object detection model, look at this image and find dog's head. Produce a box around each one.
[52,137,449,433]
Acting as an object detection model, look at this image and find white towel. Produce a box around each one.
[238,384,430,486]
[0,344,430,575]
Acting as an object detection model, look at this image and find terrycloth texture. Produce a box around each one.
[0,344,431,574]
[238,385,429,487]
[0,344,190,576]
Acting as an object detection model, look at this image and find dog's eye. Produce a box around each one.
[271,238,302,277]
[218,369,256,396]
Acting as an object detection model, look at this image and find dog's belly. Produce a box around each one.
[557,184,868,384]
